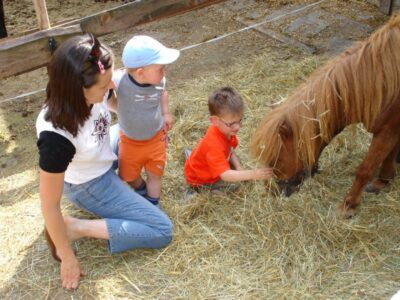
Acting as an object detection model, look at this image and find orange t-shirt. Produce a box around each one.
[184,125,238,187]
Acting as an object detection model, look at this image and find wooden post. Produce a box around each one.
[0,0,7,38]
[379,0,393,15]
[32,0,50,30]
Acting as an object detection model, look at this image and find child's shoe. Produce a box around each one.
[135,181,147,196]
[145,195,161,208]
[184,187,198,201]
[184,148,192,160]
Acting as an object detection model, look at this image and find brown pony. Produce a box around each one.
[250,16,400,217]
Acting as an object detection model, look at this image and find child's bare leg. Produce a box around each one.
[126,176,147,196]
[128,176,146,190]
[146,170,161,198]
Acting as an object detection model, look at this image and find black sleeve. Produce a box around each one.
[37,131,76,173]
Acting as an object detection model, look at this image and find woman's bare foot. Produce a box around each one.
[63,216,84,243]
[44,219,79,263]
[64,216,109,241]
[46,216,109,261]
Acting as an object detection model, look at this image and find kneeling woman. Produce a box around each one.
[36,34,173,289]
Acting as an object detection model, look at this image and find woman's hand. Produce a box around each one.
[60,254,86,289]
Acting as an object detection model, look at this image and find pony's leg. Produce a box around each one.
[365,141,400,194]
[337,129,398,218]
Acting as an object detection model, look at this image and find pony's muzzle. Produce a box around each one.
[275,169,310,197]
[276,180,301,197]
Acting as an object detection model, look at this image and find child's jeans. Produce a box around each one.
[63,124,173,253]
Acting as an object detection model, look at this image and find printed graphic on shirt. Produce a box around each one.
[134,93,160,102]
[92,112,110,144]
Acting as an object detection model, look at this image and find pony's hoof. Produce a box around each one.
[336,203,357,219]
[364,183,380,194]
[364,179,389,194]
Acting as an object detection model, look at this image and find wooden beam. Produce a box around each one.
[235,17,316,54]
[0,0,7,38]
[32,0,51,30]
[0,25,81,79]
[80,0,225,36]
[0,0,224,80]
[379,0,393,15]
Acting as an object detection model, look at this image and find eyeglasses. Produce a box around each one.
[218,117,243,128]
[88,33,105,74]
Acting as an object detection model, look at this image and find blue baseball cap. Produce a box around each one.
[122,35,180,68]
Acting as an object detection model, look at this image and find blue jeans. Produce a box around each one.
[63,124,173,253]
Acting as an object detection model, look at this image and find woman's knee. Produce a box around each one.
[158,213,174,241]
[157,231,173,248]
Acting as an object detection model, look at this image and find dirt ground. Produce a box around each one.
[1,0,399,299]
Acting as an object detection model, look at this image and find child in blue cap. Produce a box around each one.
[113,36,180,206]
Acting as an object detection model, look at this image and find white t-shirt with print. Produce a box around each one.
[36,95,116,184]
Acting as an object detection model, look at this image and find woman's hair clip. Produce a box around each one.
[97,60,105,74]
[88,33,105,74]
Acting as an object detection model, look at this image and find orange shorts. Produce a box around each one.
[118,130,167,182]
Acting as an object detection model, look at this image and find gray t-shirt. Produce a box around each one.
[114,70,165,140]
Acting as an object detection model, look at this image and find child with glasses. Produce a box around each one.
[184,87,273,192]
[113,36,180,207]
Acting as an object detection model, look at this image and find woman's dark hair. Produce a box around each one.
[44,33,113,136]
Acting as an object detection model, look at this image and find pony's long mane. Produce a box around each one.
[251,16,400,168]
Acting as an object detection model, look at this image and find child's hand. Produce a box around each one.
[161,131,169,146]
[163,112,173,132]
[252,167,273,180]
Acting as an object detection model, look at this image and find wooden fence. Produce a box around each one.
[0,0,224,80]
